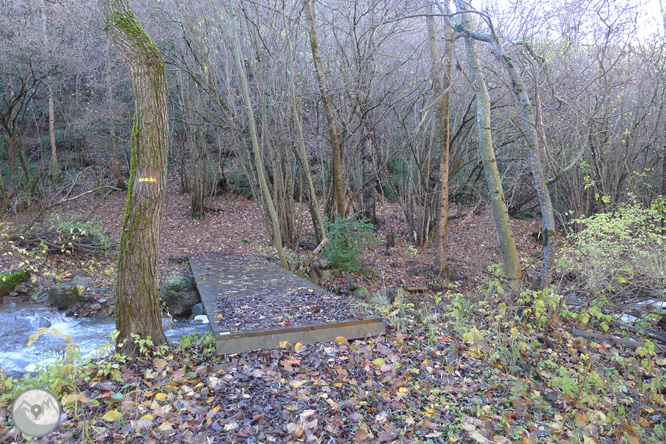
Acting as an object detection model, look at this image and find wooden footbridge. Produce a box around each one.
[188,253,385,355]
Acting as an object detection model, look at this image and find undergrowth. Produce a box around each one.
[373,270,666,443]
[323,216,375,272]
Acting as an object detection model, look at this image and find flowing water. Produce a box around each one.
[0,303,210,377]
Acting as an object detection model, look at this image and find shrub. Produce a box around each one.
[559,198,665,293]
[323,216,375,272]
[48,214,111,249]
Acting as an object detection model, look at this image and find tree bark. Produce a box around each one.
[41,1,59,181]
[98,0,168,356]
[106,41,126,191]
[177,72,206,220]
[304,0,345,220]
[426,5,452,274]
[47,85,58,180]
[661,0,666,197]
[361,133,377,224]
[437,0,555,287]
[473,35,554,288]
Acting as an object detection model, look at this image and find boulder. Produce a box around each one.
[384,287,404,304]
[307,269,319,285]
[48,283,82,309]
[191,303,205,317]
[0,270,30,296]
[319,270,334,282]
[352,286,371,301]
[14,282,30,293]
[70,276,92,291]
[160,275,200,317]
[370,294,389,306]
[318,259,333,270]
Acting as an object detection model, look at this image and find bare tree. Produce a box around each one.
[426,3,453,274]
[304,0,346,220]
[229,0,289,269]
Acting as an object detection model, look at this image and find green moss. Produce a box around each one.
[0,269,30,296]
[162,276,185,292]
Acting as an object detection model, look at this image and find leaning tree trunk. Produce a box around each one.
[457,8,523,288]
[304,0,345,220]
[488,40,556,289]
[98,0,168,356]
[282,3,326,242]
[229,0,289,270]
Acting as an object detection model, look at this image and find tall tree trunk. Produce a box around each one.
[106,41,126,191]
[98,0,168,356]
[456,6,523,288]
[426,5,452,273]
[661,0,666,197]
[9,132,30,185]
[361,133,377,224]
[47,86,58,180]
[7,133,17,179]
[282,2,326,242]
[187,117,205,219]
[177,72,206,220]
[41,1,59,181]
[229,0,289,270]
[0,165,7,210]
[304,0,345,220]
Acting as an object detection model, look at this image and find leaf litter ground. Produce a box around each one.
[1,181,664,442]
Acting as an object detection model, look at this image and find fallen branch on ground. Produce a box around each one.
[296,237,328,276]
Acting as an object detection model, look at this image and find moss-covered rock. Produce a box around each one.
[352,285,371,301]
[48,283,82,309]
[159,275,199,317]
[0,270,30,296]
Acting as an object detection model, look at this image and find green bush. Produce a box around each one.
[48,214,111,249]
[324,216,375,272]
[226,170,253,197]
[559,198,666,293]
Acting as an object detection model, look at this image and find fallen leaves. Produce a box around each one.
[102,410,122,422]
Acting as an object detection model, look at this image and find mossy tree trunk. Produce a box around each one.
[106,41,126,191]
[98,0,168,356]
[450,2,523,288]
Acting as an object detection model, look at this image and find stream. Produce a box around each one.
[0,303,210,378]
